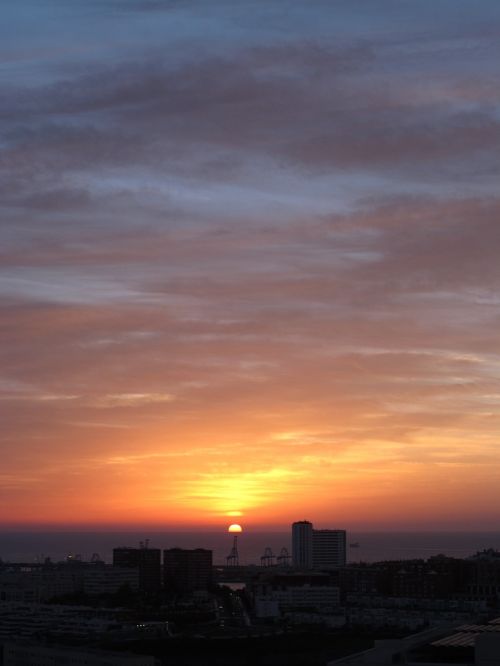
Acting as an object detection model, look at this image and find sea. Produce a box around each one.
[1,531,500,565]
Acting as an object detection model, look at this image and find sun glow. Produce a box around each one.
[228,523,243,533]
[179,467,302,519]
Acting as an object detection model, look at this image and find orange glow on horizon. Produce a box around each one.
[2,397,500,530]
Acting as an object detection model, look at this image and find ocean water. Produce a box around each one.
[1,531,500,565]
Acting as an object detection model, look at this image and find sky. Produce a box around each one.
[1,0,499,531]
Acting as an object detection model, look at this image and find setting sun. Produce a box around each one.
[228,524,243,533]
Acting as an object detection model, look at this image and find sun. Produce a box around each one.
[228,523,243,533]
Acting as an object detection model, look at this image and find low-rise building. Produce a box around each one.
[82,565,139,595]
[0,603,126,643]
[0,567,81,603]
[3,642,157,666]
[255,586,340,617]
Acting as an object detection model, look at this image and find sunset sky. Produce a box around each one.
[1,0,500,531]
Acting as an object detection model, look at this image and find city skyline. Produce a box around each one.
[1,1,500,531]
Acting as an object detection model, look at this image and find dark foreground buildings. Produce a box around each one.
[4,539,500,664]
[113,544,161,594]
[163,548,212,593]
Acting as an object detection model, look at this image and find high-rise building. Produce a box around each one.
[292,521,313,569]
[292,521,347,570]
[163,548,212,593]
[312,529,346,569]
[113,544,161,594]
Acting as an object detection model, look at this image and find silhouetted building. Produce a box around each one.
[82,564,139,595]
[292,521,313,569]
[340,557,471,604]
[292,521,347,570]
[113,544,161,594]
[392,561,454,599]
[251,572,340,618]
[0,566,82,603]
[312,529,346,569]
[0,604,127,643]
[163,548,212,593]
[468,549,500,602]
[340,563,392,598]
